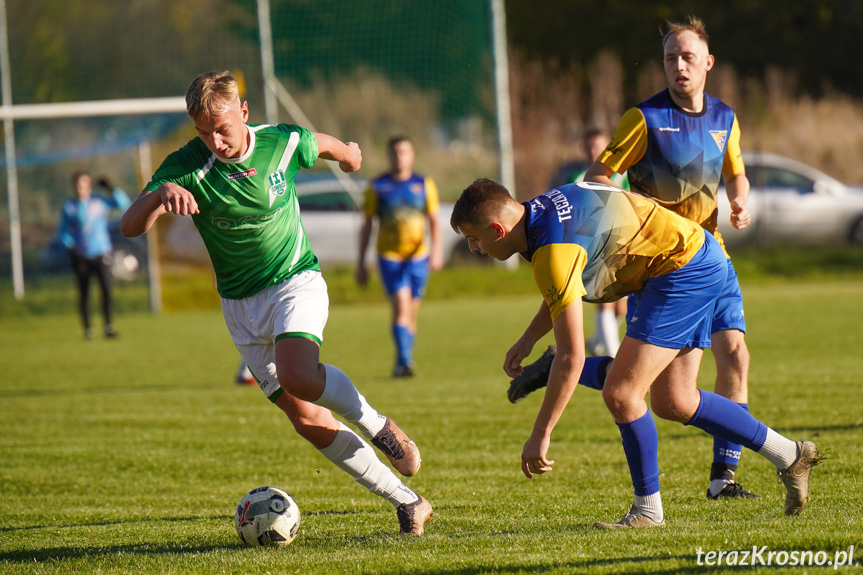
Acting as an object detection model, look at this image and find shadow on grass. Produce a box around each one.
[663,421,863,442]
[0,513,230,534]
[395,556,735,575]
[0,542,237,564]
[0,514,243,564]
[772,422,863,435]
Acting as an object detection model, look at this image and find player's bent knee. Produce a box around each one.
[601,385,632,418]
[275,365,323,400]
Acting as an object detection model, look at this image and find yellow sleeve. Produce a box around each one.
[722,115,745,175]
[597,107,648,174]
[531,243,588,322]
[424,177,440,214]
[362,181,378,217]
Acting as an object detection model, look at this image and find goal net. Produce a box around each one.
[0,0,497,306]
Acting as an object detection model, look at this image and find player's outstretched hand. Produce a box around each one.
[521,432,554,479]
[160,182,199,216]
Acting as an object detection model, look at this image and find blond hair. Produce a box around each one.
[185,70,240,120]
[661,15,709,49]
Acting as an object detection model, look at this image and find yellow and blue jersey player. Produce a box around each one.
[585,15,754,501]
[451,177,822,528]
[357,136,443,378]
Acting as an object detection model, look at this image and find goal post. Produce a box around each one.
[0,97,186,121]
[1,0,510,305]
[0,96,186,302]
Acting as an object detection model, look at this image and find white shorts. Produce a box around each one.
[221,270,329,400]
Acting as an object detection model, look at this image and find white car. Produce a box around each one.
[718,152,863,248]
[295,175,472,268]
[164,174,471,268]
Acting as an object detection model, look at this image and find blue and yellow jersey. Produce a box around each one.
[522,182,705,322]
[597,89,745,249]
[570,167,630,191]
[363,173,439,260]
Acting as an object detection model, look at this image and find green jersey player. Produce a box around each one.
[120,71,432,536]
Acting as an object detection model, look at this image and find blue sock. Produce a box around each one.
[405,329,415,366]
[618,410,661,496]
[687,391,768,451]
[712,403,748,468]
[579,356,612,391]
[392,324,412,367]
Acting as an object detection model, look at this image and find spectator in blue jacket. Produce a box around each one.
[59,172,131,338]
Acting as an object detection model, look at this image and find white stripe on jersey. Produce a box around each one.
[278,131,300,173]
[273,130,303,272]
[195,154,217,184]
[288,194,304,272]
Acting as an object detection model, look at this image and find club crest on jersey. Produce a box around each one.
[709,130,729,152]
[268,170,288,207]
[227,168,257,181]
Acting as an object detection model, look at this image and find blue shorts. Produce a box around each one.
[626,248,745,336]
[378,256,430,298]
[712,258,746,333]
[625,233,728,349]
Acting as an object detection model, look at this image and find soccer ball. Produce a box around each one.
[234,486,301,547]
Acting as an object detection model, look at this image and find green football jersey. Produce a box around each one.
[145,124,320,299]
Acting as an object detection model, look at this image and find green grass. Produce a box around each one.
[1,272,862,573]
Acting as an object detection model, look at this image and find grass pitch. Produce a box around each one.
[1,274,861,574]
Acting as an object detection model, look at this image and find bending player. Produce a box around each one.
[451,178,823,528]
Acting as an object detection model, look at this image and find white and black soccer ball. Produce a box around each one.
[234,486,301,547]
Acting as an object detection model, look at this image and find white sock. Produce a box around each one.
[757,428,799,470]
[597,308,621,357]
[316,365,386,439]
[633,492,663,523]
[318,423,419,507]
[708,478,734,497]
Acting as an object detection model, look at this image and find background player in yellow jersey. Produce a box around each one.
[585,15,754,501]
[451,178,821,528]
[357,136,444,377]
